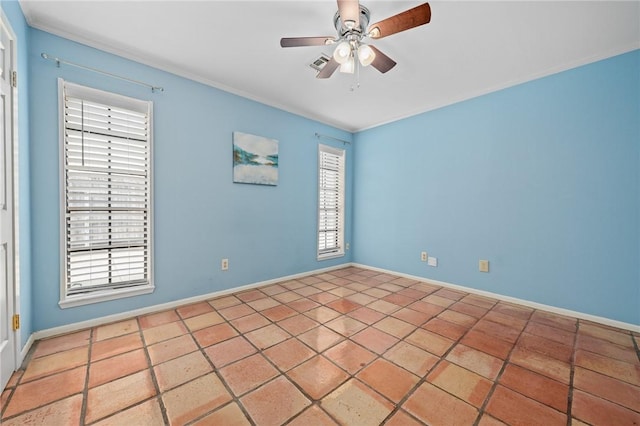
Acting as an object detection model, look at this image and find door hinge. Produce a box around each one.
[12,314,20,331]
[11,70,17,88]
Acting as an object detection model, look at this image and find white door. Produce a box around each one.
[0,12,17,391]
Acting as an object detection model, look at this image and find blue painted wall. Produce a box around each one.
[353,50,640,325]
[28,29,353,330]
[3,0,33,347]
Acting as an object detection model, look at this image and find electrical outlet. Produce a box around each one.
[427,256,438,267]
[479,260,489,273]
[421,251,427,262]
[221,258,229,271]
[346,243,350,250]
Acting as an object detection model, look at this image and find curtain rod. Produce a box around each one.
[41,53,164,93]
[315,132,351,145]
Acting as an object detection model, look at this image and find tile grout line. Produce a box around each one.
[435,297,497,420]
[1,355,26,420]
[0,374,17,419]
[256,291,351,426]
[175,286,340,424]
[142,314,175,426]
[280,277,395,425]
[322,278,495,424]
[374,286,448,424]
[79,327,94,425]
[83,321,168,425]
[380,292,499,425]
[372,294,450,426]
[193,301,260,426]
[450,297,506,425]
[0,338,88,423]
[371,287,488,422]
[139,310,237,425]
[472,306,535,426]
[632,329,640,362]
[2,339,38,421]
[317,273,421,424]
[243,279,357,425]
[566,319,581,426]
[227,286,349,425]
[239,273,398,425]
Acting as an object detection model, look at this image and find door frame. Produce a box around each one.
[0,9,21,390]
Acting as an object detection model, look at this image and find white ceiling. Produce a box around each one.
[20,1,640,132]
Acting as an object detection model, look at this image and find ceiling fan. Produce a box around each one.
[280,1,431,79]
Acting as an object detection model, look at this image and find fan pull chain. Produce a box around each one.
[350,59,361,92]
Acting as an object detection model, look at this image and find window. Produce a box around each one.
[318,144,345,259]
[59,79,153,307]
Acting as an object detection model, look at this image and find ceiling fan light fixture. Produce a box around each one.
[280,1,432,79]
[357,44,375,66]
[333,41,352,64]
[339,56,355,74]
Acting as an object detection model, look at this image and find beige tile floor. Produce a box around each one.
[1,266,639,425]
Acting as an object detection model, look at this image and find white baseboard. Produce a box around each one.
[18,333,35,367]
[352,263,640,333]
[25,261,639,348]
[31,263,351,341]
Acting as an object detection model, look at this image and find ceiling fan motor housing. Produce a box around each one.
[334,5,371,38]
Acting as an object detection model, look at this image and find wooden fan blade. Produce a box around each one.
[337,0,360,30]
[280,37,335,47]
[368,3,431,39]
[369,46,397,73]
[316,58,340,79]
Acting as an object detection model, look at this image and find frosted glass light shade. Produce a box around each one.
[333,42,352,64]
[357,44,376,66]
[339,57,355,74]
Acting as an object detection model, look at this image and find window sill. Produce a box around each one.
[59,284,155,309]
[317,252,345,261]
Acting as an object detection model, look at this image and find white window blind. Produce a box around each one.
[60,80,153,304]
[318,144,345,259]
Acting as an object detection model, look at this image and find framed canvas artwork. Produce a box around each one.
[233,131,279,186]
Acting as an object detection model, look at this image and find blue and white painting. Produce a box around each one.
[233,132,279,186]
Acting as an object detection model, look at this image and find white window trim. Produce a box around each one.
[317,144,345,260]
[58,79,154,308]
